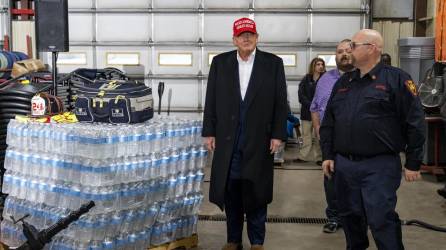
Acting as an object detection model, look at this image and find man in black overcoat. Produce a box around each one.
[202,17,288,250]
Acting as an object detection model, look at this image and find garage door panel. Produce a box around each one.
[204,0,251,8]
[95,46,150,74]
[203,47,306,78]
[313,0,362,8]
[255,0,308,8]
[259,46,307,76]
[69,14,93,42]
[255,14,308,42]
[311,49,339,73]
[153,0,199,8]
[204,14,246,41]
[0,14,6,38]
[68,0,91,8]
[154,47,200,75]
[313,15,360,42]
[97,0,150,8]
[151,80,199,109]
[55,46,94,74]
[287,81,300,112]
[154,14,198,42]
[265,48,307,76]
[97,14,150,41]
[58,1,366,113]
[202,48,232,74]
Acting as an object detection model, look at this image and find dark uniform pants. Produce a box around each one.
[334,154,404,250]
[324,175,339,223]
[225,178,267,245]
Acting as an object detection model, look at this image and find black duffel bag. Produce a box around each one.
[74,80,154,124]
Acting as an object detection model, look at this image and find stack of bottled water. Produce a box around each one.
[1,117,206,249]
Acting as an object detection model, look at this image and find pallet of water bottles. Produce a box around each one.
[0,117,207,249]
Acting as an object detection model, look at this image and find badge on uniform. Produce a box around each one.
[375,84,387,91]
[405,80,418,96]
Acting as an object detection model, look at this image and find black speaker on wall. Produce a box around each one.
[35,0,69,52]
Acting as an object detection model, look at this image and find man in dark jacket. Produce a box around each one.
[320,29,425,250]
[202,17,288,250]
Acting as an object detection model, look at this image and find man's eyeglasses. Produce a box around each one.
[350,41,374,50]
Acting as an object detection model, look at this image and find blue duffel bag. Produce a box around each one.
[74,80,154,124]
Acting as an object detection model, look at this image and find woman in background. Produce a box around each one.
[295,57,325,165]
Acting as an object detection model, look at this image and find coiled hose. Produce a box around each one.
[401,219,446,233]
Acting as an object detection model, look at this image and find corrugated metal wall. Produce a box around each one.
[29,0,370,113]
[426,0,437,36]
[372,21,414,67]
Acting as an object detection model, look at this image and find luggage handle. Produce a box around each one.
[90,99,109,119]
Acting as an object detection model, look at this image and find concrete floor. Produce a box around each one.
[194,146,446,250]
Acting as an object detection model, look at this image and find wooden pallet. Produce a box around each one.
[0,235,199,250]
[149,234,198,250]
[0,242,8,250]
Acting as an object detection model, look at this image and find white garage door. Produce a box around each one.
[0,0,9,49]
[47,0,371,113]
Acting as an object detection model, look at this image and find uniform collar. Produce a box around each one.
[352,62,384,81]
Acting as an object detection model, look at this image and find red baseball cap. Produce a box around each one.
[233,17,257,37]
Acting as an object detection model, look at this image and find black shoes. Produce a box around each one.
[323,221,340,233]
[293,158,307,163]
[437,188,446,199]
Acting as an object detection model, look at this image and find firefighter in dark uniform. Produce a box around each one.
[320,29,426,250]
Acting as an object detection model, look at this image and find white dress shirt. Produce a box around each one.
[237,49,256,100]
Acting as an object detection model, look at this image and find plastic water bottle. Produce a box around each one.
[176,173,186,197]
[194,170,205,193]
[178,147,189,174]
[190,146,199,171]
[197,145,208,169]
[167,176,177,200]
[185,171,195,195]
[159,150,170,178]
[167,149,177,176]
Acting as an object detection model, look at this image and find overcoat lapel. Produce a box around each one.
[244,49,265,108]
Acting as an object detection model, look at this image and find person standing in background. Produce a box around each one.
[381,53,392,66]
[310,39,355,233]
[294,57,325,165]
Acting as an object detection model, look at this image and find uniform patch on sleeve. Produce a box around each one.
[405,80,418,96]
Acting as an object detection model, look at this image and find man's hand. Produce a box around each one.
[322,160,334,178]
[404,168,421,182]
[204,137,215,152]
[270,139,282,154]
